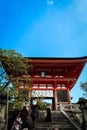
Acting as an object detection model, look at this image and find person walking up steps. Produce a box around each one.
[44,107,52,123]
[20,106,29,130]
[30,105,39,129]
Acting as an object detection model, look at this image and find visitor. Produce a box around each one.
[20,106,29,130]
[30,105,39,129]
[32,98,37,106]
[44,107,52,122]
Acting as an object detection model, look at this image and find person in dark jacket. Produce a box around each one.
[31,105,39,129]
[20,106,29,130]
[45,108,52,122]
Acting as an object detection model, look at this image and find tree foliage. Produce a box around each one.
[80,81,87,98]
[0,49,32,109]
[0,49,32,77]
[36,98,48,110]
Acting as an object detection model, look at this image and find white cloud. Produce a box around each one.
[47,0,54,5]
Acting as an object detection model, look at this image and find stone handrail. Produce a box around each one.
[61,109,82,130]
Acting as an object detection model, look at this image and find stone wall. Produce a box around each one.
[0,102,6,130]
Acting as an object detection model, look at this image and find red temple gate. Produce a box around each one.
[28,57,87,110]
[2,56,87,110]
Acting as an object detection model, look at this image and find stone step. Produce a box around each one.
[11,111,80,130]
[35,128,77,130]
[33,111,78,130]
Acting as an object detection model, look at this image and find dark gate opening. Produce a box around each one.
[58,90,68,102]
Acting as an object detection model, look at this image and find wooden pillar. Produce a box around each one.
[28,90,32,110]
[28,90,31,103]
[29,82,33,110]
[54,83,58,110]
[67,88,72,109]
[67,88,71,104]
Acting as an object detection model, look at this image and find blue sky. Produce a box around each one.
[0,0,87,102]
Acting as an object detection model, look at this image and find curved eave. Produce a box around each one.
[25,56,87,65]
[27,56,87,60]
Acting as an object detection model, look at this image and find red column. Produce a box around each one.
[67,88,71,103]
[54,89,58,110]
[67,88,72,109]
[54,83,58,110]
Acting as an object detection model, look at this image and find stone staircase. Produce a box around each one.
[11,110,82,130]
[34,111,81,130]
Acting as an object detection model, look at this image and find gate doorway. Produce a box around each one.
[31,90,55,110]
[31,97,54,110]
[43,98,54,110]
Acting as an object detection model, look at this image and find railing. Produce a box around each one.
[59,102,82,130]
[61,110,82,130]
